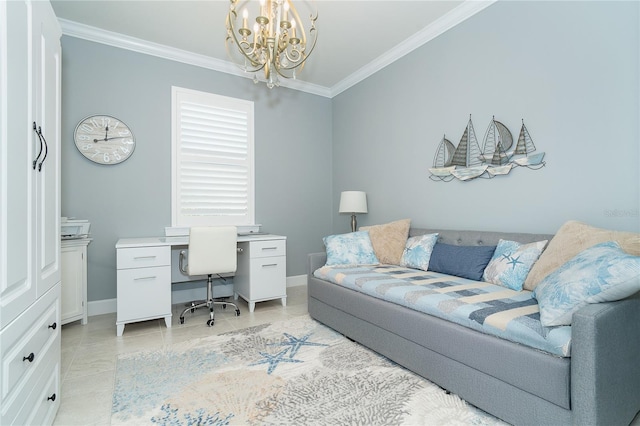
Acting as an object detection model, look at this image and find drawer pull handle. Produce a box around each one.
[47,393,56,402]
[262,247,278,251]
[262,263,278,268]
[23,353,35,363]
[134,256,157,260]
[134,276,157,281]
[48,322,57,330]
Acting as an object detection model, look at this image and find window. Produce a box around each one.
[171,86,254,228]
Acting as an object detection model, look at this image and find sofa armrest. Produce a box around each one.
[571,292,640,425]
[308,252,327,278]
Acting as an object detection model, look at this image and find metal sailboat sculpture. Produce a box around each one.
[428,116,545,182]
[429,135,456,181]
[450,116,487,181]
[482,116,514,176]
[512,119,545,168]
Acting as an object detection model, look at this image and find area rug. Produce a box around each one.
[111,315,506,425]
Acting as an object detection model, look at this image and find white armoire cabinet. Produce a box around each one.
[0,1,62,424]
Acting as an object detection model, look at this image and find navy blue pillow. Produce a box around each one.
[428,243,497,281]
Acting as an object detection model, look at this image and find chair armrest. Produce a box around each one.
[571,291,640,425]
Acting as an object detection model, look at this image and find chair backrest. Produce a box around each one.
[187,226,238,276]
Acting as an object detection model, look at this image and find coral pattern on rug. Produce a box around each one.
[111,316,505,425]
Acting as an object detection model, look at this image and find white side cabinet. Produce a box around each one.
[234,238,287,312]
[115,245,172,336]
[61,238,91,325]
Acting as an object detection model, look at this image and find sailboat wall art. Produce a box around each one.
[429,116,546,182]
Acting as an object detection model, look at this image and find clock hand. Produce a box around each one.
[93,136,127,142]
[105,125,109,141]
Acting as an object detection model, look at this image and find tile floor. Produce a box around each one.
[53,285,309,425]
[53,285,640,426]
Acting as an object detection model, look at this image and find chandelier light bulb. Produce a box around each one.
[283,1,289,22]
[242,8,248,29]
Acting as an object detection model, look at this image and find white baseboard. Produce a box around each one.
[87,275,308,316]
[88,298,117,317]
[286,274,306,288]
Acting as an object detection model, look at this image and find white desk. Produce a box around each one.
[115,234,286,336]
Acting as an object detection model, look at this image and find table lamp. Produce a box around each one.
[339,191,368,232]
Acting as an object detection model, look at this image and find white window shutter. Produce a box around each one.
[172,87,254,227]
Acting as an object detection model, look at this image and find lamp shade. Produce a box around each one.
[339,191,368,214]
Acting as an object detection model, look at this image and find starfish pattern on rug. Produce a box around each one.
[250,347,303,374]
[269,332,329,358]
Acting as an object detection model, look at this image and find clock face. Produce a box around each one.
[73,115,135,165]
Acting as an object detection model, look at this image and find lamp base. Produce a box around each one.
[350,214,358,232]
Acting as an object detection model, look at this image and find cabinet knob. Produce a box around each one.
[47,393,56,402]
[48,322,57,330]
[23,352,35,363]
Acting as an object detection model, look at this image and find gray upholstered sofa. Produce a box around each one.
[307,227,640,425]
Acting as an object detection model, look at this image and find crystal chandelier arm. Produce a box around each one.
[277,25,317,73]
[225,7,265,71]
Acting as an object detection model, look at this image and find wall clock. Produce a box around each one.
[74,115,135,165]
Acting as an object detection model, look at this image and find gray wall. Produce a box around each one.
[62,0,639,303]
[332,0,639,235]
[61,37,332,302]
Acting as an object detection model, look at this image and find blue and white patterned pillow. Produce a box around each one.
[533,241,640,327]
[400,233,439,271]
[482,239,548,291]
[323,231,379,266]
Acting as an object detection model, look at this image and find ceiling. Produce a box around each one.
[50,1,493,97]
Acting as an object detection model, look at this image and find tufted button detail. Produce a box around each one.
[477,240,484,245]
[456,238,462,244]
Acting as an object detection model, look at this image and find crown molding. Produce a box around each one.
[58,0,494,99]
[329,0,496,98]
[58,18,332,98]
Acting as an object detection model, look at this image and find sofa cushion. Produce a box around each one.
[323,231,379,266]
[533,241,640,326]
[483,239,548,291]
[360,219,411,265]
[400,233,438,271]
[428,243,496,281]
[524,220,640,291]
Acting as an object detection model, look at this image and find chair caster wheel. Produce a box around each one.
[179,317,184,324]
[235,309,241,316]
[207,319,215,327]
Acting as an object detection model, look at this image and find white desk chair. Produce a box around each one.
[178,226,241,326]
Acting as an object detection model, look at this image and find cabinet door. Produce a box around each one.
[32,0,61,297]
[0,0,37,329]
[61,247,83,323]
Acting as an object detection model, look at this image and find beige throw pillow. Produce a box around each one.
[360,219,411,265]
[523,220,640,291]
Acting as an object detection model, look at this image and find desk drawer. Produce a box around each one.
[0,286,59,406]
[249,257,286,300]
[249,240,286,258]
[117,246,170,269]
[117,266,171,322]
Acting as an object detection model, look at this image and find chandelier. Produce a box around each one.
[225,0,318,88]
